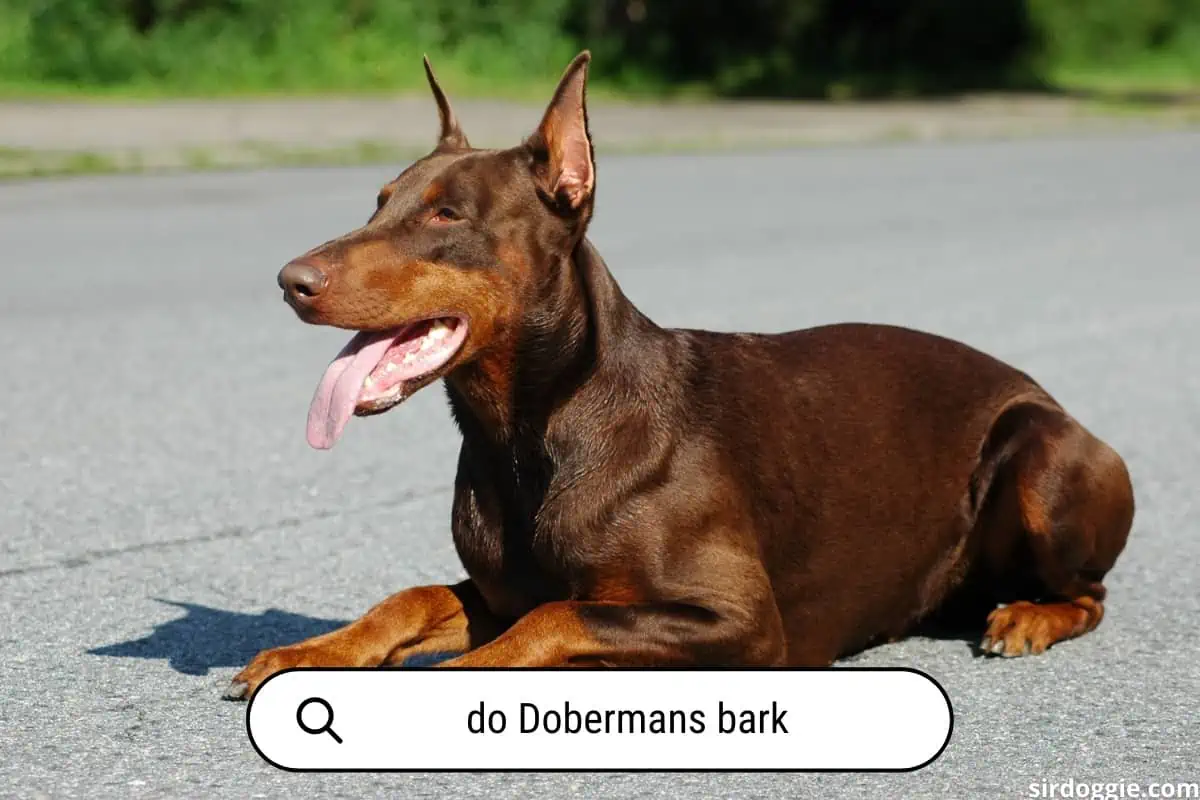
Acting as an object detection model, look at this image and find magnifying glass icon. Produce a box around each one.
[296,697,343,744]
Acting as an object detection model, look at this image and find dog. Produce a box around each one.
[226,52,1134,700]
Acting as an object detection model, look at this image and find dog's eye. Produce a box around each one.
[432,207,461,223]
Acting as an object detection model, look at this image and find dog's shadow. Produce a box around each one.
[88,599,457,675]
[914,621,990,656]
[840,613,990,663]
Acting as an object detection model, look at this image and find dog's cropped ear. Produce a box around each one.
[423,56,469,150]
[527,51,594,211]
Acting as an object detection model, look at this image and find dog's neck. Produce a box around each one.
[445,238,662,498]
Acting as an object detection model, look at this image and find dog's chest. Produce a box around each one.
[451,481,580,618]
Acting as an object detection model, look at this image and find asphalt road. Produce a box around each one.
[2,132,1198,798]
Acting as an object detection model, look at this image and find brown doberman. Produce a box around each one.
[225,52,1134,700]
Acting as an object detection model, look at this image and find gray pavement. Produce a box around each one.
[2,132,1198,798]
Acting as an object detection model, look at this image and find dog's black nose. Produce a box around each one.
[278,260,328,303]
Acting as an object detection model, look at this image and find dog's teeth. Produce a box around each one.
[384,363,397,374]
[403,352,416,363]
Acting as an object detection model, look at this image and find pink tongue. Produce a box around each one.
[306,331,398,450]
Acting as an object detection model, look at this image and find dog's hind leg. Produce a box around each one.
[975,402,1134,657]
[225,580,505,699]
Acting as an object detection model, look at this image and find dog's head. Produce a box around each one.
[278,53,596,449]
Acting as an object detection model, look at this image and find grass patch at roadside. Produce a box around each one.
[1048,62,1200,98]
[0,140,435,181]
[0,147,126,179]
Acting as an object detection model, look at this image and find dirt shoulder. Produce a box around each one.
[2,94,1197,177]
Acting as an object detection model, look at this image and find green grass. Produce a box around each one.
[0,140,433,180]
[0,74,663,103]
[1045,57,1200,97]
[0,48,681,104]
[0,146,124,178]
[2,61,1197,105]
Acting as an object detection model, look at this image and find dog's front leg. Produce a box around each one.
[436,599,785,667]
[225,580,504,698]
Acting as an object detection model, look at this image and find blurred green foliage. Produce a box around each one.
[573,0,1036,95]
[0,0,1198,96]
[1027,0,1200,91]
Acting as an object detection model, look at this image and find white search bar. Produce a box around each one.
[246,668,952,772]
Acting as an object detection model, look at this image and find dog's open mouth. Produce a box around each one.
[306,316,468,449]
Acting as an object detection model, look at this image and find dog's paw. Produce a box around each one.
[224,643,339,701]
[980,599,1100,658]
[981,601,1050,657]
